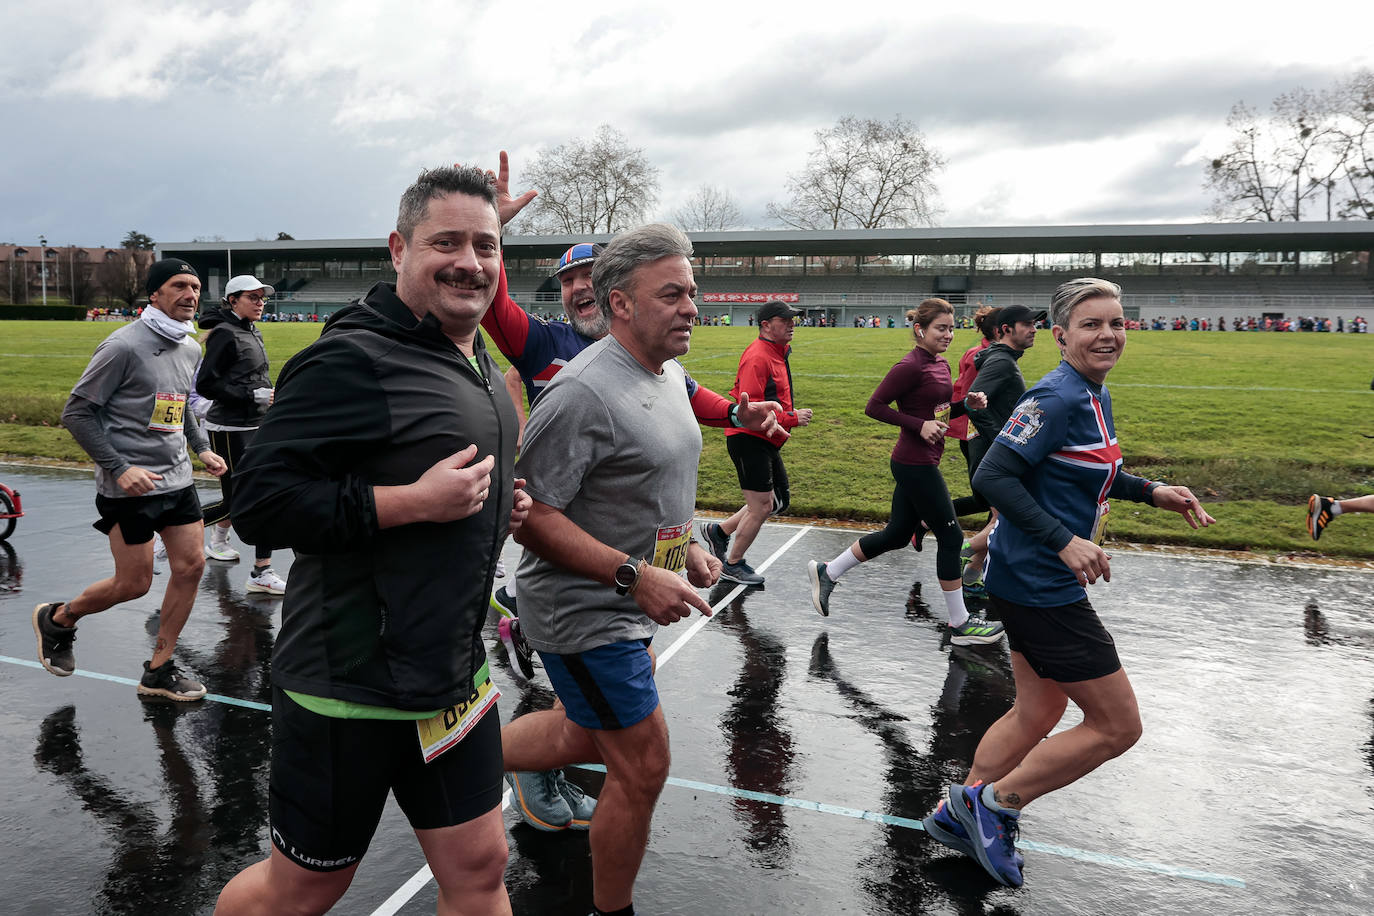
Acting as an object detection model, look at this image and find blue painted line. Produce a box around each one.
[569,764,1245,889]
[1,654,1245,889]
[0,654,272,711]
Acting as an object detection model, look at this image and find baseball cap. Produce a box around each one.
[145,259,200,295]
[554,243,601,277]
[757,300,802,323]
[225,274,276,298]
[996,304,1047,327]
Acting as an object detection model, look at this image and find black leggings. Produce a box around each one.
[951,437,991,518]
[858,460,963,581]
[201,427,271,561]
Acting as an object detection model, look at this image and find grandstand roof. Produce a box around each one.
[160,221,1374,266]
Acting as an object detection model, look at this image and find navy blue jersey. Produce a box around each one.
[983,362,1124,606]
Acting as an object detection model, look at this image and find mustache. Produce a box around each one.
[436,270,490,288]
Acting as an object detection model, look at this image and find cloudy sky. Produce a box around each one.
[3,0,1372,248]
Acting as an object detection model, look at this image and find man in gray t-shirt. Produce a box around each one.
[502,224,722,916]
[33,259,226,702]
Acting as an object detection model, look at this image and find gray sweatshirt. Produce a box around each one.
[63,319,210,498]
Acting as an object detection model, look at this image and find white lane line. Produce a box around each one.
[655,523,812,669]
[367,523,812,915]
[368,864,436,916]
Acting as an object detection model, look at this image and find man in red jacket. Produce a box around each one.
[699,300,813,585]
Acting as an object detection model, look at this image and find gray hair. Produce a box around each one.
[1050,278,1122,329]
[396,165,499,240]
[592,223,694,318]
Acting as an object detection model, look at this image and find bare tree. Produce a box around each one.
[514,125,659,234]
[1330,69,1374,219]
[766,116,944,230]
[1205,71,1374,221]
[97,250,148,308]
[673,185,743,231]
[70,251,96,307]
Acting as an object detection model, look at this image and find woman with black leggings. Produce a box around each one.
[807,298,1005,646]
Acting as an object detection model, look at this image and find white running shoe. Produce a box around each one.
[495,557,507,578]
[152,534,167,560]
[246,566,286,595]
[205,527,240,561]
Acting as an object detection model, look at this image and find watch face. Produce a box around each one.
[615,562,638,588]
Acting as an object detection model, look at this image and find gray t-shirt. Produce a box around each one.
[64,319,208,498]
[516,335,703,654]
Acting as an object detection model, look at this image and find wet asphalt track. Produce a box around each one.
[1,463,1372,915]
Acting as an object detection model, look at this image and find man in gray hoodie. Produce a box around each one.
[34,259,226,700]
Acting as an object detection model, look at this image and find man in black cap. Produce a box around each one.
[961,303,1044,589]
[699,299,813,585]
[34,259,226,700]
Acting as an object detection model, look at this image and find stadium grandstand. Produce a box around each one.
[158,222,1374,326]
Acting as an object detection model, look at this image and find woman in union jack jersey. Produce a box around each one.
[922,278,1217,888]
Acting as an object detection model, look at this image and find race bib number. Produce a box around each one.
[934,402,951,424]
[1089,500,1110,546]
[652,521,691,574]
[416,668,500,763]
[148,392,186,432]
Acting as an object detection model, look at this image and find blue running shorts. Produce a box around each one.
[538,638,658,730]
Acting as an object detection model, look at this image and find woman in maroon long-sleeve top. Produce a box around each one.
[806,298,1006,646]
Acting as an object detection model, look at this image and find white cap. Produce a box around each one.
[225,274,275,298]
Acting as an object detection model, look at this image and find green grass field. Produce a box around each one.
[3,319,1372,556]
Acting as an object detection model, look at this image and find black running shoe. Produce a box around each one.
[1308,494,1335,541]
[699,521,730,562]
[32,602,76,676]
[490,585,517,619]
[807,560,836,616]
[720,559,764,586]
[137,659,207,701]
[499,616,537,685]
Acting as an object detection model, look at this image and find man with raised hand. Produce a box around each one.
[35,259,226,701]
[502,223,722,916]
[216,165,525,915]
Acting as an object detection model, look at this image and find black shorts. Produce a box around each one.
[988,592,1121,683]
[267,689,504,872]
[726,434,790,514]
[92,486,203,545]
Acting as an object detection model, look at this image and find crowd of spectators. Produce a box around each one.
[84,303,1371,335]
[1141,315,1368,332]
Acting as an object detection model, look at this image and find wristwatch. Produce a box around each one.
[614,558,643,595]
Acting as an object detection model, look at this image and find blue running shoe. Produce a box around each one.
[946,783,1023,887]
[554,769,597,830]
[505,771,572,831]
[923,798,976,859]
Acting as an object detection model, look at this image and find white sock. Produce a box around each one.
[943,587,969,628]
[1331,501,1344,516]
[211,525,230,546]
[825,546,862,580]
[505,574,518,597]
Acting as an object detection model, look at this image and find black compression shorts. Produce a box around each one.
[267,688,504,872]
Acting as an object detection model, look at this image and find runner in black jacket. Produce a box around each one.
[219,166,524,914]
[962,304,1042,591]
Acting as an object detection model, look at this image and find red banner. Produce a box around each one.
[702,293,800,303]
